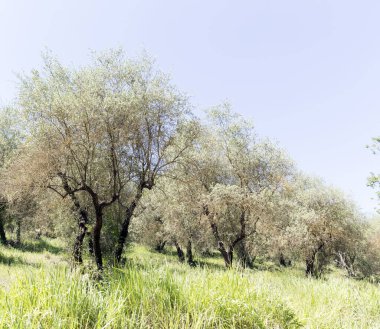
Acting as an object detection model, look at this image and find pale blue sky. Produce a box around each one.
[0,0,379,214]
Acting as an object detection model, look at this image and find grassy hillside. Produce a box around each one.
[0,240,380,328]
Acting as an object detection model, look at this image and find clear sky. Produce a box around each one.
[0,0,379,214]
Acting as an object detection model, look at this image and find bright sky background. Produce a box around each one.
[0,0,379,215]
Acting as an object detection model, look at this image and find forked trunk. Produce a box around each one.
[337,252,355,277]
[211,222,233,267]
[155,240,167,253]
[218,241,233,268]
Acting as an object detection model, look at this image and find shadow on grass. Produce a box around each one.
[152,248,223,266]
[17,239,64,255]
[146,248,225,271]
[158,248,179,258]
[0,253,32,267]
[158,248,221,259]
[197,260,226,271]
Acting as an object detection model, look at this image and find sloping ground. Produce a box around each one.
[250,271,380,328]
[0,242,379,328]
[0,238,66,290]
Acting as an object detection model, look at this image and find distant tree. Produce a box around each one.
[132,188,171,254]
[368,137,380,204]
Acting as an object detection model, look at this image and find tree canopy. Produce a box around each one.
[0,49,375,278]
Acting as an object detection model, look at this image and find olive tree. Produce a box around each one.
[113,80,198,264]
[0,107,24,244]
[11,49,198,269]
[139,177,208,265]
[15,51,136,269]
[287,176,365,277]
[186,106,295,267]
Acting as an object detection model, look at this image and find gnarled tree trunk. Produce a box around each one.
[87,232,94,256]
[279,253,287,267]
[92,205,103,271]
[209,209,248,269]
[305,243,325,277]
[186,239,196,266]
[155,240,167,253]
[16,217,21,245]
[210,222,233,267]
[114,193,141,264]
[236,240,254,268]
[174,240,185,262]
[73,225,87,263]
[60,174,90,264]
[219,241,233,268]
[73,207,89,264]
[0,218,7,245]
[93,206,104,270]
[336,251,355,277]
[305,255,315,276]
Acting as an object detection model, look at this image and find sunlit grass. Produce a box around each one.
[0,238,65,290]
[0,241,380,328]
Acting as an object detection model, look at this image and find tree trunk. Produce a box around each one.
[227,246,233,265]
[305,256,314,276]
[87,232,94,255]
[93,207,103,270]
[73,227,86,263]
[0,217,7,245]
[61,174,90,265]
[210,222,233,267]
[16,218,21,245]
[174,241,185,262]
[186,239,196,266]
[73,212,88,264]
[236,241,254,268]
[337,252,355,277]
[306,244,325,277]
[305,250,318,277]
[114,196,140,264]
[155,240,166,253]
[279,253,287,267]
[218,241,233,267]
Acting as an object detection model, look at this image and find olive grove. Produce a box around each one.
[0,49,377,278]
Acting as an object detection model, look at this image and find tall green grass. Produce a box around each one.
[0,263,300,328]
[0,242,380,328]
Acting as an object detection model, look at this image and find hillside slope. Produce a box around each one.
[0,241,380,328]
